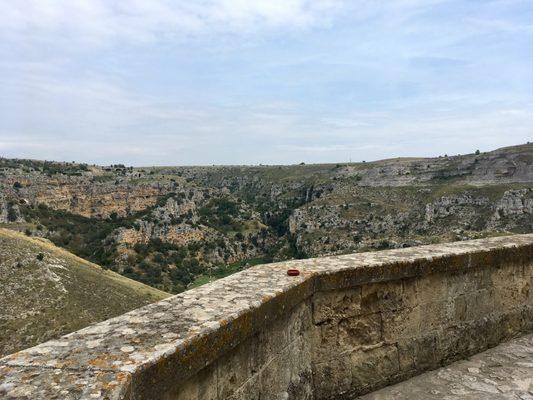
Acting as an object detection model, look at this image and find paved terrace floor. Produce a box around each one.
[359,333,533,400]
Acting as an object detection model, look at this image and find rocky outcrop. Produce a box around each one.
[492,188,533,218]
[424,194,490,223]
[116,222,206,246]
[489,188,533,231]
[33,182,175,218]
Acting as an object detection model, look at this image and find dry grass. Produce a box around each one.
[0,228,170,357]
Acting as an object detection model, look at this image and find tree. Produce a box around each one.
[475,149,480,155]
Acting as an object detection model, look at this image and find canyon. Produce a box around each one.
[0,143,531,294]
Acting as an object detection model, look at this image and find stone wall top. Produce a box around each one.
[1,234,533,399]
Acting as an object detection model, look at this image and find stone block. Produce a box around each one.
[445,271,477,297]
[522,305,533,331]
[165,362,217,400]
[310,321,339,362]
[414,274,448,304]
[228,373,260,400]
[361,281,404,313]
[417,300,451,332]
[350,344,400,391]
[197,365,218,400]
[463,289,495,322]
[491,266,529,313]
[287,337,314,400]
[312,288,362,324]
[312,356,352,399]
[217,336,257,399]
[338,314,382,348]
[259,344,293,400]
[382,306,421,342]
[452,295,467,322]
[255,315,290,368]
[397,334,438,373]
[287,301,312,344]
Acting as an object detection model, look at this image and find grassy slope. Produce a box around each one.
[0,228,169,357]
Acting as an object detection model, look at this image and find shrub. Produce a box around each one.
[7,203,17,222]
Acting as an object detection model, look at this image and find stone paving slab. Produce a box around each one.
[359,333,533,400]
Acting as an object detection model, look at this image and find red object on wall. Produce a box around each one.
[287,269,300,276]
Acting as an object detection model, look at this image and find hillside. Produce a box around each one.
[0,228,169,357]
[0,143,531,293]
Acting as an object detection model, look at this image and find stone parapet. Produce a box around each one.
[1,234,532,399]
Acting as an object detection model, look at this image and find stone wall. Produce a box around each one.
[311,264,532,398]
[1,234,532,400]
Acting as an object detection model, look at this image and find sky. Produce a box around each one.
[0,0,532,166]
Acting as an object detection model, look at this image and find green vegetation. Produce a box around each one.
[190,257,269,288]
[7,202,18,222]
[19,192,180,267]
[198,197,241,232]
[20,204,127,267]
[18,197,268,293]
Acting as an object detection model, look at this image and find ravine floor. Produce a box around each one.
[359,333,533,400]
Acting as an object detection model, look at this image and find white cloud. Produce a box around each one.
[0,0,344,45]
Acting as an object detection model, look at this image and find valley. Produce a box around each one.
[1,143,531,294]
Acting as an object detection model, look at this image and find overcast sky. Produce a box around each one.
[0,0,532,165]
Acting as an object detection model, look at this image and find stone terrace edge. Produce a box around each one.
[1,234,533,399]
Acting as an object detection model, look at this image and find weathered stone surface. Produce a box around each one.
[0,365,131,400]
[0,234,532,399]
[312,288,363,324]
[359,333,533,400]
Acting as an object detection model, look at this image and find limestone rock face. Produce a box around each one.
[488,188,533,231]
[1,172,178,219]
[33,181,174,218]
[116,221,206,247]
[424,194,489,223]
[492,188,533,219]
